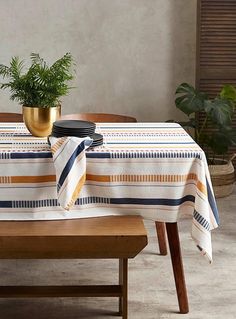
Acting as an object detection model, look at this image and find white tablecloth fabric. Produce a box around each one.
[0,122,219,261]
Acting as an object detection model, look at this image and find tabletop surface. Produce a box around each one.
[0,122,219,261]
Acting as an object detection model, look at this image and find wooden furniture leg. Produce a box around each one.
[155,222,168,255]
[119,258,128,319]
[166,222,189,314]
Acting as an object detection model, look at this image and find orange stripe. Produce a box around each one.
[51,137,66,154]
[86,174,198,183]
[10,175,56,183]
[86,174,111,182]
[196,180,207,196]
[65,174,86,210]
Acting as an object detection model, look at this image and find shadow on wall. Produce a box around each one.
[169,0,197,122]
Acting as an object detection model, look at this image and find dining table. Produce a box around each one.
[0,121,219,313]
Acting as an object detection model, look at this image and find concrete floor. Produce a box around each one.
[0,191,235,319]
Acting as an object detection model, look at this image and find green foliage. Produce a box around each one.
[0,53,75,108]
[175,83,236,162]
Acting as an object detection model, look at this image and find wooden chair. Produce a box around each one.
[60,112,137,123]
[0,112,23,122]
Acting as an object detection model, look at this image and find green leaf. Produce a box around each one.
[203,100,213,113]
[208,131,231,155]
[209,98,233,126]
[10,56,24,78]
[220,84,236,102]
[0,53,75,107]
[175,83,206,116]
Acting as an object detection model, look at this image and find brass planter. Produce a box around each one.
[22,105,61,137]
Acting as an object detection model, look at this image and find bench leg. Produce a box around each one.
[119,258,128,319]
[166,222,189,314]
[155,222,168,255]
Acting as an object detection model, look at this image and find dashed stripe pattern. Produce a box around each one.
[0,122,219,262]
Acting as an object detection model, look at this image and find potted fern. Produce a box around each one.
[175,83,236,197]
[0,53,74,137]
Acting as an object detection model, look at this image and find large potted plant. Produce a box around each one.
[174,82,236,197]
[0,53,74,137]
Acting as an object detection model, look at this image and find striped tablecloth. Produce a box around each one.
[0,122,219,261]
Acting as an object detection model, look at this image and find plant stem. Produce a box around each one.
[196,114,208,143]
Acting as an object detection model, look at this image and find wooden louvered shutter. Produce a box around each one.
[196,0,236,161]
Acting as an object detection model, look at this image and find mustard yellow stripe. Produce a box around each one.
[51,137,66,154]
[86,173,199,183]
[197,180,207,196]
[2,175,56,183]
[86,174,111,182]
[65,173,86,210]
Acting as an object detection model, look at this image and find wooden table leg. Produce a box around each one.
[119,258,128,319]
[166,222,189,314]
[155,222,168,255]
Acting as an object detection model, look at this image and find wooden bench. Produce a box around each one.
[0,215,147,319]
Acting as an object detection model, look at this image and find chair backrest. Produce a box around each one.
[0,112,23,122]
[60,113,137,123]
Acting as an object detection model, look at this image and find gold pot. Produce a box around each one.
[22,105,61,137]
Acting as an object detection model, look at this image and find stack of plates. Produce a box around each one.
[52,120,96,137]
[51,120,103,148]
[90,133,103,147]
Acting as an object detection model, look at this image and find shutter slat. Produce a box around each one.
[196,0,236,164]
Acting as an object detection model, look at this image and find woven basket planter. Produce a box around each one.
[208,159,235,198]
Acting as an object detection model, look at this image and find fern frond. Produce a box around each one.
[0,53,75,107]
[9,56,24,79]
[0,64,11,78]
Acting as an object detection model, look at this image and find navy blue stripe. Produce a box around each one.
[11,152,52,159]
[0,195,195,208]
[86,152,111,158]
[58,141,85,190]
[110,195,195,206]
[0,200,59,208]
[206,178,220,225]
[0,126,19,129]
[193,210,210,231]
[87,152,201,159]
[0,201,12,208]
[197,245,203,251]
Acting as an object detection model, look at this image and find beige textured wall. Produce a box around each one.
[0,0,197,121]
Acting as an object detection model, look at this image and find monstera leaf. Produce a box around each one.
[205,98,234,127]
[175,83,207,116]
[174,82,236,160]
